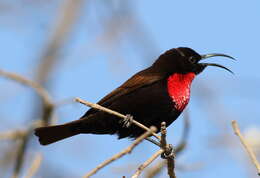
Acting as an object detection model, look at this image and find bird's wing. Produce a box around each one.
[98,73,162,105]
[83,68,164,116]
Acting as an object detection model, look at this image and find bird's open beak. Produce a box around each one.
[199,53,235,74]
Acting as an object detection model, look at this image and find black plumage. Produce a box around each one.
[35,47,233,145]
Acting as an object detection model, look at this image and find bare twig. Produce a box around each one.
[24,153,43,178]
[75,97,161,140]
[131,122,177,178]
[166,156,175,178]
[132,149,164,178]
[145,137,161,147]
[0,69,53,107]
[36,0,84,86]
[12,132,31,178]
[84,127,157,178]
[160,122,167,148]
[160,122,176,178]
[232,120,260,176]
[0,69,55,126]
[145,160,166,178]
[0,130,26,140]
[54,97,75,107]
[75,99,177,178]
[145,110,190,178]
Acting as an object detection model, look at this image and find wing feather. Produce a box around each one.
[84,67,164,116]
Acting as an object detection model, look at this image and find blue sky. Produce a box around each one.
[1,0,260,178]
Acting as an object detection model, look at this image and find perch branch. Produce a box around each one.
[75,97,161,140]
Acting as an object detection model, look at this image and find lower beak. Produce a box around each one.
[199,63,234,74]
[199,53,235,74]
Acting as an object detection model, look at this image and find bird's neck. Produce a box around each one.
[167,72,195,111]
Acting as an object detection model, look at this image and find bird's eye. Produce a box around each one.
[188,57,196,64]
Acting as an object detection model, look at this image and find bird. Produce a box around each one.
[35,47,234,145]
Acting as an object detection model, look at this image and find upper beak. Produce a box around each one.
[201,53,235,60]
[199,53,235,74]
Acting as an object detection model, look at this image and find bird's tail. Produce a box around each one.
[34,120,82,145]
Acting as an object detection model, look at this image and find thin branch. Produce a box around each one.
[84,127,157,178]
[166,156,175,178]
[35,0,84,86]
[145,160,166,178]
[132,149,164,178]
[231,120,260,176]
[145,137,161,147]
[0,130,26,140]
[54,97,75,107]
[145,110,190,178]
[160,122,167,148]
[12,132,31,178]
[24,153,43,178]
[160,122,176,178]
[0,69,53,107]
[0,69,55,126]
[75,97,161,140]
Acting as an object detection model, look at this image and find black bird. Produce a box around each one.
[35,47,234,145]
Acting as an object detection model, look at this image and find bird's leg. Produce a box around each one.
[161,144,175,159]
[120,114,134,128]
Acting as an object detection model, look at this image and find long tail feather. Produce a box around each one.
[34,121,81,145]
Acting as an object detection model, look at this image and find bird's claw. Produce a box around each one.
[120,114,133,128]
[161,144,175,159]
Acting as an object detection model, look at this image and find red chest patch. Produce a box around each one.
[167,72,195,111]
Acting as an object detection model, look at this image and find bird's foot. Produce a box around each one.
[161,144,175,159]
[120,114,133,128]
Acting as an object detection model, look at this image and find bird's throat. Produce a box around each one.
[167,72,195,111]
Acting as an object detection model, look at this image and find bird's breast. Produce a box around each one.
[167,72,195,111]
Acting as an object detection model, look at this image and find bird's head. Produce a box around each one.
[153,47,234,75]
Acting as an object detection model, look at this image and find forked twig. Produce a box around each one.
[131,122,177,178]
[75,98,178,178]
[145,110,190,178]
[232,120,260,176]
[84,127,157,178]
